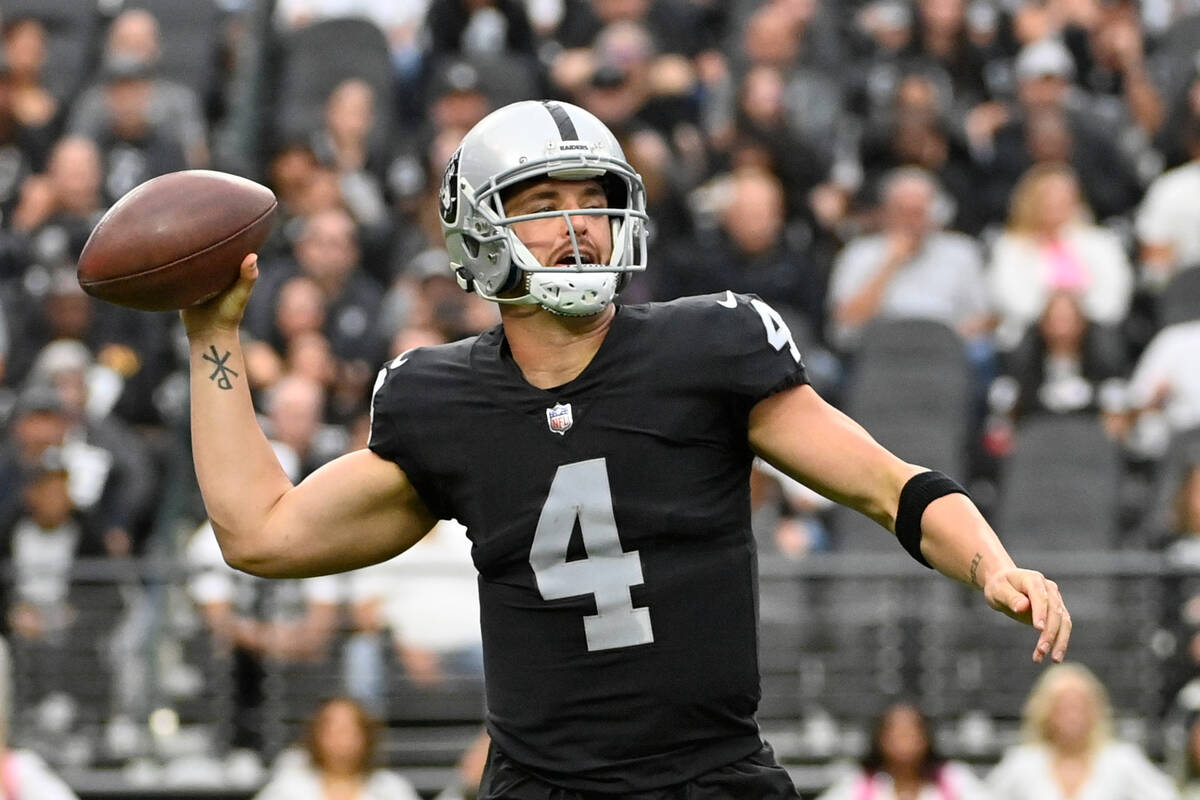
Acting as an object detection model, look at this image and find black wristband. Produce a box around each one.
[895,470,968,569]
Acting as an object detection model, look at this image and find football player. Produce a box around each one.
[182,100,1071,798]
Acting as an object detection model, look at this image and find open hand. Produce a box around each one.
[983,568,1072,663]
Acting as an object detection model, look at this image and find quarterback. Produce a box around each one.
[182,101,1071,798]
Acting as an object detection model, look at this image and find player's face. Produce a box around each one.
[505,179,614,268]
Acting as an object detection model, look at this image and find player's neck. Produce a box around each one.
[500,303,616,389]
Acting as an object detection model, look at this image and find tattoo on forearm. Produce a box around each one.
[201,345,238,390]
[969,552,983,588]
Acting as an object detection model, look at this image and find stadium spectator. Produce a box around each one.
[24,339,158,556]
[552,0,713,61]
[0,59,52,221]
[1176,710,1200,799]
[67,9,209,169]
[425,0,538,63]
[1160,463,1200,703]
[903,0,997,115]
[566,19,700,144]
[245,208,385,418]
[0,17,59,145]
[1155,58,1200,169]
[727,63,837,229]
[262,374,347,480]
[384,248,497,346]
[969,37,1143,225]
[827,166,991,353]
[848,0,916,121]
[274,0,428,75]
[0,445,113,739]
[345,518,482,708]
[656,166,827,342]
[87,55,189,205]
[386,124,469,280]
[987,291,1129,441]
[243,274,329,390]
[751,459,831,562]
[285,331,340,396]
[857,68,985,234]
[0,636,81,799]
[1126,319,1200,452]
[816,701,990,800]
[987,162,1134,351]
[310,78,392,269]
[252,696,420,800]
[185,520,342,753]
[737,1,845,160]
[6,263,175,427]
[1135,117,1200,290]
[0,134,102,294]
[1066,0,1166,139]
[7,136,106,269]
[987,662,1178,799]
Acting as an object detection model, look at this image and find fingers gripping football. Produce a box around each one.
[181,254,259,338]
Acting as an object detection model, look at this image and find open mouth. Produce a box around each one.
[554,251,597,266]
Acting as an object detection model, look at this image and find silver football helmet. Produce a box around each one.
[439,100,649,316]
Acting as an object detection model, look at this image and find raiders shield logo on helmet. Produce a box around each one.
[439,148,461,225]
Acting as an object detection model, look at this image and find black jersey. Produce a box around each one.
[368,292,808,791]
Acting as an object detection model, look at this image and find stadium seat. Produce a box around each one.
[1139,425,1200,544]
[124,0,223,102]
[994,414,1125,631]
[272,17,395,145]
[830,318,974,553]
[995,414,1123,554]
[0,0,100,103]
[1159,265,1200,328]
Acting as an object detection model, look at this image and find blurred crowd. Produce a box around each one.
[1,0,1200,792]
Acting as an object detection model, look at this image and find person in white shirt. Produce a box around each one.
[345,519,482,698]
[1123,319,1200,450]
[253,696,420,800]
[1136,119,1200,288]
[827,167,992,353]
[987,662,1178,800]
[987,163,1134,352]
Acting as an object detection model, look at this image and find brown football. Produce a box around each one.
[77,170,277,311]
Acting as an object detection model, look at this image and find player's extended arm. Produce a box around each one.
[181,255,436,578]
[748,384,1071,663]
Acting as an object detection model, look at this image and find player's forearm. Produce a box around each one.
[916,493,1017,589]
[188,329,293,562]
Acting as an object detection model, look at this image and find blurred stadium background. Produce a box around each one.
[1,0,1200,796]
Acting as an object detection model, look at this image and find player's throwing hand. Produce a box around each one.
[983,568,1072,663]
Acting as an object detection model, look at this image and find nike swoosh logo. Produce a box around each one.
[717,290,737,308]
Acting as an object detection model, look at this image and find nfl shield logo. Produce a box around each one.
[546,402,573,435]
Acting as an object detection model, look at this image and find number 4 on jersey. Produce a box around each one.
[749,297,801,362]
[529,458,654,652]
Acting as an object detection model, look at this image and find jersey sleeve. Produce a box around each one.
[686,291,809,404]
[367,351,453,521]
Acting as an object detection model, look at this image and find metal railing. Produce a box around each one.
[1,551,1186,795]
